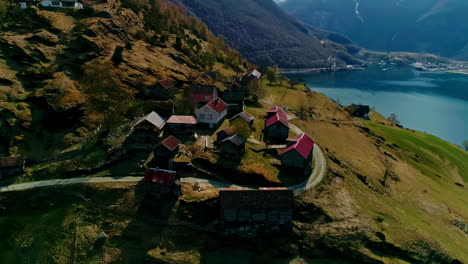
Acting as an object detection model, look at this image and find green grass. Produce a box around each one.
[367,122,468,182]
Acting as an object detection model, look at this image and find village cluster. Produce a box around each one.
[125,69,316,227]
[14,0,84,9]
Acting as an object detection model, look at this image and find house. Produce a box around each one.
[195,98,229,128]
[219,134,246,160]
[42,0,84,9]
[222,83,246,116]
[190,84,218,107]
[144,168,180,198]
[230,111,254,126]
[240,69,262,85]
[153,135,180,170]
[345,104,370,118]
[15,0,36,8]
[125,111,165,149]
[264,107,289,140]
[150,79,175,100]
[266,106,284,119]
[216,128,234,143]
[219,188,293,225]
[166,115,197,134]
[281,133,315,176]
[0,156,25,179]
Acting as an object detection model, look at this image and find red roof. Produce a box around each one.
[267,106,285,114]
[145,169,176,185]
[205,98,228,114]
[158,79,174,89]
[161,135,180,151]
[265,111,289,127]
[281,133,315,159]
[167,115,197,124]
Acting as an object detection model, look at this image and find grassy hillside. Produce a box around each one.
[0,0,246,163]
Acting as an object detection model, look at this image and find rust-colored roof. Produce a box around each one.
[161,135,180,151]
[158,79,174,89]
[266,105,285,113]
[0,156,24,168]
[167,115,197,125]
[281,133,315,159]
[145,168,176,185]
[205,98,229,114]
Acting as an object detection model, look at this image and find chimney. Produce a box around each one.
[215,98,219,106]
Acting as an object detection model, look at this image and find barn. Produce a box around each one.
[281,133,315,176]
[219,188,294,225]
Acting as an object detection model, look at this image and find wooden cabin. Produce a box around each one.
[0,156,25,179]
[216,128,234,144]
[219,188,293,225]
[144,168,180,199]
[150,79,175,100]
[264,107,289,140]
[126,111,165,149]
[153,135,180,170]
[166,115,197,134]
[230,111,254,126]
[219,134,246,161]
[190,84,218,107]
[281,133,315,176]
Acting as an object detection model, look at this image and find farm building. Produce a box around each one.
[264,106,289,140]
[345,104,370,118]
[219,188,293,225]
[153,135,181,170]
[166,115,197,134]
[222,83,245,116]
[240,69,262,85]
[150,79,175,100]
[219,134,246,161]
[195,98,229,129]
[190,84,218,107]
[281,133,315,176]
[144,168,180,199]
[42,0,83,8]
[0,156,25,179]
[230,111,254,126]
[216,128,234,143]
[125,111,165,149]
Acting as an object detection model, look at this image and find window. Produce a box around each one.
[199,114,205,119]
[207,114,213,121]
[52,1,60,5]
[205,96,210,100]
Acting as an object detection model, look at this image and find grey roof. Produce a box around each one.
[220,133,246,146]
[231,111,254,123]
[133,111,165,129]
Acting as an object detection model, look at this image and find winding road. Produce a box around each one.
[0,101,327,194]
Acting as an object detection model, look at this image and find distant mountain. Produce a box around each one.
[170,0,362,68]
[278,0,468,60]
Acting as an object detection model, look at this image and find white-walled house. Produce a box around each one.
[42,0,83,9]
[195,98,229,128]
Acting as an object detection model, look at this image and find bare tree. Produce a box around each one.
[463,140,468,151]
[388,113,401,126]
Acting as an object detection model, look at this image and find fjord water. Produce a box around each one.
[285,65,468,147]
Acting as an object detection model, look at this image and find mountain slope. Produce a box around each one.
[0,0,247,161]
[279,0,468,60]
[170,0,362,68]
